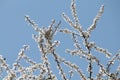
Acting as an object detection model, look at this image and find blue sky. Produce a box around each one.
[0,0,120,79]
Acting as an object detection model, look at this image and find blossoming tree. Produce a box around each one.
[0,0,120,80]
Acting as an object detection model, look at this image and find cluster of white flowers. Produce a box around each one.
[61,0,120,79]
